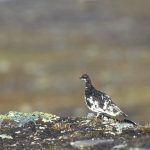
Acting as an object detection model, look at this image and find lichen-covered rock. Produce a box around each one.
[0,111,149,149]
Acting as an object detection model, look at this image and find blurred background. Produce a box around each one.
[0,0,149,123]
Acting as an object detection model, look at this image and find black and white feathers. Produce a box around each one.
[80,74,128,121]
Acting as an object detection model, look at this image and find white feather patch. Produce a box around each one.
[85,96,104,113]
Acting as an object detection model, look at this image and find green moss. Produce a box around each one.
[0,111,60,125]
[0,115,11,120]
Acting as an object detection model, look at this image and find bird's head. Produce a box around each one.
[80,74,91,82]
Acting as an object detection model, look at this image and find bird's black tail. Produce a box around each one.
[123,119,137,126]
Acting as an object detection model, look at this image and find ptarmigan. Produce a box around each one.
[80,73,136,124]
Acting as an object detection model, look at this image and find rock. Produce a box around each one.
[70,139,114,149]
[0,111,149,149]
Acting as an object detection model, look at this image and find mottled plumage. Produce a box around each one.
[80,74,128,121]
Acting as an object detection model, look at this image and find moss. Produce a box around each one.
[51,122,70,130]
[0,115,11,120]
[0,111,60,127]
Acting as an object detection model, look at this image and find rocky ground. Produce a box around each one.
[0,111,149,150]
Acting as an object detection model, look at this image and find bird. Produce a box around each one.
[80,73,136,125]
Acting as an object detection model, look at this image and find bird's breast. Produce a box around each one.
[84,96,104,113]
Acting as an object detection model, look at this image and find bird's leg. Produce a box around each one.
[96,113,104,120]
[96,112,100,118]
